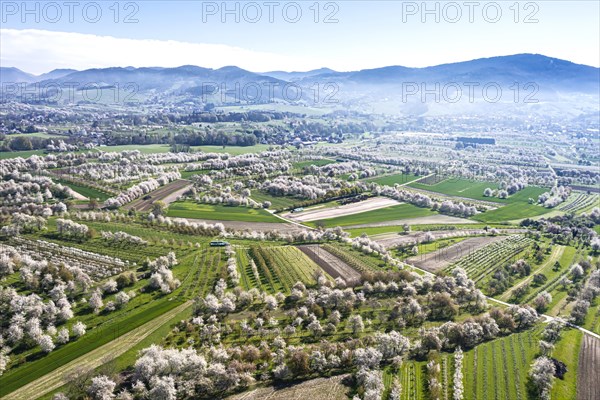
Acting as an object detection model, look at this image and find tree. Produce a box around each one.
[72,321,87,337]
[533,291,552,312]
[87,375,116,400]
[88,198,99,210]
[389,378,402,400]
[89,290,104,314]
[453,347,464,400]
[529,356,556,400]
[570,264,584,281]
[348,314,364,336]
[115,291,130,308]
[38,334,55,353]
[57,328,70,344]
[288,350,310,376]
[429,292,459,320]
[265,295,278,311]
[148,376,177,400]
[151,201,167,216]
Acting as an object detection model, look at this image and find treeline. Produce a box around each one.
[1,135,51,151]
[107,130,258,147]
[147,110,293,124]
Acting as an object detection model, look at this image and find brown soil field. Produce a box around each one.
[283,197,400,222]
[372,228,527,249]
[405,235,506,272]
[297,245,361,285]
[228,374,350,400]
[183,218,303,233]
[123,179,191,212]
[345,214,476,229]
[577,335,600,400]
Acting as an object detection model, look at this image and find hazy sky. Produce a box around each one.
[1,1,598,74]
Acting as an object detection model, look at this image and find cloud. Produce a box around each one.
[0,29,323,75]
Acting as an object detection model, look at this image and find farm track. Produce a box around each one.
[498,245,565,302]
[123,179,191,212]
[2,300,192,400]
[577,335,600,400]
[297,245,361,285]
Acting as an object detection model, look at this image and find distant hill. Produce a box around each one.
[262,68,338,81]
[0,67,36,84]
[299,54,599,93]
[2,54,598,115]
[36,69,79,81]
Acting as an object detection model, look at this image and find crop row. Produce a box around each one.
[247,246,324,293]
[559,192,599,213]
[10,237,129,280]
[448,235,533,282]
[321,243,378,274]
[464,329,538,400]
[248,246,288,293]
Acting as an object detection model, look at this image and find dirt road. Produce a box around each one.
[123,179,191,212]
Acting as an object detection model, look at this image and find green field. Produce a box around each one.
[166,201,281,223]
[191,144,272,155]
[53,179,111,201]
[551,328,582,400]
[250,190,303,210]
[179,169,211,179]
[292,159,336,169]
[242,246,325,293]
[409,178,547,204]
[0,149,47,159]
[473,203,553,223]
[463,328,540,400]
[97,144,173,153]
[307,203,436,228]
[363,173,422,186]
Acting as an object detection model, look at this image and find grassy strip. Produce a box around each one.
[307,203,436,228]
[167,201,281,223]
[0,298,184,397]
[551,328,582,400]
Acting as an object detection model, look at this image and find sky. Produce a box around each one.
[1,1,599,74]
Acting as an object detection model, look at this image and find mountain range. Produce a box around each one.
[1,54,598,114]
